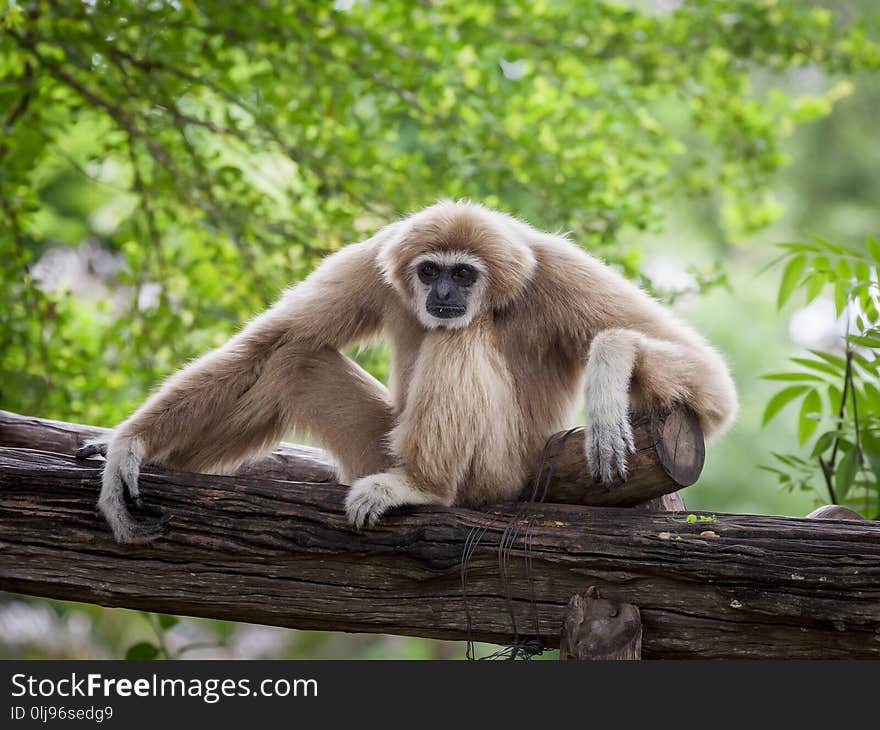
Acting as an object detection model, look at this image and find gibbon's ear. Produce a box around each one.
[376,203,538,310]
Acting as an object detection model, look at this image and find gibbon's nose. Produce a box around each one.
[435,279,453,300]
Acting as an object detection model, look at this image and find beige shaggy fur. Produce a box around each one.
[96,201,738,542]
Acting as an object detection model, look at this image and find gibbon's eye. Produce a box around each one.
[451,264,478,286]
[417,262,440,283]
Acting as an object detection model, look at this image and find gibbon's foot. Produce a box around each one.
[586,415,635,485]
[344,471,439,529]
[75,441,108,459]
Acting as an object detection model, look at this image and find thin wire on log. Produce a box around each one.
[461,427,583,660]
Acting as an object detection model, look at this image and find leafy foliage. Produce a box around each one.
[762,235,880,517]
[2,1,878,425]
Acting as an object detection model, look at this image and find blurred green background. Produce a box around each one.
[1,0,878,658]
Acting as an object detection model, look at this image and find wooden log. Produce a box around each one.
[0,409,697,508]
[808,505,866,521]
[1,447,879,658]
[0,410,336,484]
[560,587,642,660]
[519,407,701,506]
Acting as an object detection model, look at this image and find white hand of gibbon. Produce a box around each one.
[585,398,636,483]
[345,471,440,529]
[583,328,639,484]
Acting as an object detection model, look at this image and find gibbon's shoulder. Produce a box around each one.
[496,229,661,345]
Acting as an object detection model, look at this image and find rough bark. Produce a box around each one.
[1,447,879,658]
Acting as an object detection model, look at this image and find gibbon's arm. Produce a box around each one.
[96,240,387,543]
[551,244,739,484]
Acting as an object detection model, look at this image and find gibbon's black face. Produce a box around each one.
[417,260,479,319]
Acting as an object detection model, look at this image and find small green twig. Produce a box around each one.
[144,612,173,659]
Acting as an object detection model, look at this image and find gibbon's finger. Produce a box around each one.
[98,435,167,543]
[617,418,635,482]
[346,493,378,530]
[622,417,636,455]
[345,472,440,528]
[366,505,383,528]
[345,481,373,529]
[103,494,170,544]
[75,442,107,459]
[98,472,162,543]
[122,479,146,512]
[588,421,631,485]
[588,422,613,484]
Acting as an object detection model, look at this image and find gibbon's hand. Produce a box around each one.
[344,471,441,529]
[81,433,170,543]
[583,329,642,484]
[585,398,635,484]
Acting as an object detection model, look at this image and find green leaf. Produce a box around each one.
[809,234,849,254]
[828,383,843,411]
[834,446,859,501]
[762,372,825,382]
[777,241,826,254]
[777,255,806,310]
[861,431,880,463]
[762,384,811,426]
[848,334,880,349]
[797,389,821,445]
[834,280,851,316]
[809,350,846,369]
[757,250,793,275]
[125,642,159,660]
[158,614,179,630]
[867,236,880,263]
[790,357,841,378]
[803,271,826,304]
[811,255,831,273]
[771,451,811,468]
[810,429,843,457]
[862,382,880,410]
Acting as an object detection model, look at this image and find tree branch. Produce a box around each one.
[0,442,878,659]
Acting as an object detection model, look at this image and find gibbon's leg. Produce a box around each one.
[584,327,724,483]
[98,346,395,543]
[95,238,391,543]
[286,347,396,482]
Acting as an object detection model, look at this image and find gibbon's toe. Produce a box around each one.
[345,476,395,529]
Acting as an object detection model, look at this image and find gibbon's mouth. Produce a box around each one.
[427,305,467,319]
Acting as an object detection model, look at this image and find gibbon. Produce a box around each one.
[91,200,738,543]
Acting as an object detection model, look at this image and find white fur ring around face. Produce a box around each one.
[344,471,437,529]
